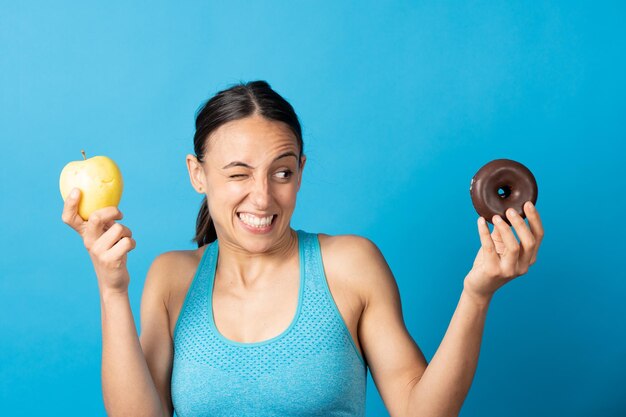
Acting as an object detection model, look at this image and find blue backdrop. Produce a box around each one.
[1,1,625,416]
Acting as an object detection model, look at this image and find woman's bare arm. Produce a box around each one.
[62,189,170,417]
[406,206,544,416]
[100,252,174,417]
[138,253,178,417]
[100,286,168,417]
[404,288,489,417]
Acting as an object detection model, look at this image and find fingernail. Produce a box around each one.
[527,201,535,211]
[70,189,79,199]
[493,215,502,224]
[507,208,517,217]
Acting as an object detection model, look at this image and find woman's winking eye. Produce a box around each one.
[228,170,293,180]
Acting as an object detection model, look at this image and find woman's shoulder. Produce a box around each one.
[315,232,389,305]
[148,246,205,276]
[316,232,382,261]
[154,246,206,265]
[144,247,207,298]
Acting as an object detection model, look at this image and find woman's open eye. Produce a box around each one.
[275,170,293,179]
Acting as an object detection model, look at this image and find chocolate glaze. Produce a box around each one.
[470,159,538,226]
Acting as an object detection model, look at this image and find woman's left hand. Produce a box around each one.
[463,201,544,304]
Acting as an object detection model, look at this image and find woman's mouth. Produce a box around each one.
[237,212,277,233]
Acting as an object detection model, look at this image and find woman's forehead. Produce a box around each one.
[207,117,299,163]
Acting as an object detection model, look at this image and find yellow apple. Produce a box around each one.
[59,150,124,220]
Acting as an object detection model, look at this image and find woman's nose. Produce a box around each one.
[250,177,271,208]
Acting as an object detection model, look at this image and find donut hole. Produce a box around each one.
[498,185,512,199]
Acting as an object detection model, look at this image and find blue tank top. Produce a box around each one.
[171,229,367,416]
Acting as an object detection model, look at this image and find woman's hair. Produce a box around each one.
[191,80,305,248]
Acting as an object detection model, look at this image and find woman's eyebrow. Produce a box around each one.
[222,151,298,169]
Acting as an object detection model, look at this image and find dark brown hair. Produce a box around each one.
[191,80,305,247]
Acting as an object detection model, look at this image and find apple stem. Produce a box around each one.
[81,150,86,160]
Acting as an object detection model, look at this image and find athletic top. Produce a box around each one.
[171,229,368,417]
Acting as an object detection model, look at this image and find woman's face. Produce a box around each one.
[187,114,306,254]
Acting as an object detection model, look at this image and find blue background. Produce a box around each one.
[2,1,625,416]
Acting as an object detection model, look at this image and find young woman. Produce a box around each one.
[61,80,544,417]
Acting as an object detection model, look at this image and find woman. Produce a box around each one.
[61,80,544,417]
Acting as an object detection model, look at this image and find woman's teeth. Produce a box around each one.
[238,213,274,228]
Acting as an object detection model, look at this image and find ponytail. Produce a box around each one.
[192,196,217,247]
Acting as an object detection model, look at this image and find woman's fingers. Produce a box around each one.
[95,222,133,251]
[477,217,499,265]
[94,223,136,265]
[505,207,536,273]
[108,236,137,262]
[61,188,86,232]
[524,201,544,265]
[84,207,124,251]
[492,213,520,277]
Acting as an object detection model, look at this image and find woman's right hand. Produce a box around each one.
[61,188,137,295]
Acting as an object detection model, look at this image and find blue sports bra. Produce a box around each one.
[171,229,367,416]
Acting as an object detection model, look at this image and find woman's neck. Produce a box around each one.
[214,228,299,289]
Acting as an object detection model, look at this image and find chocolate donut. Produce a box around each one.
[469,159,538,226]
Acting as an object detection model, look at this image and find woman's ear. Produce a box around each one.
[186,154,207,194]
[296,154,307,191]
